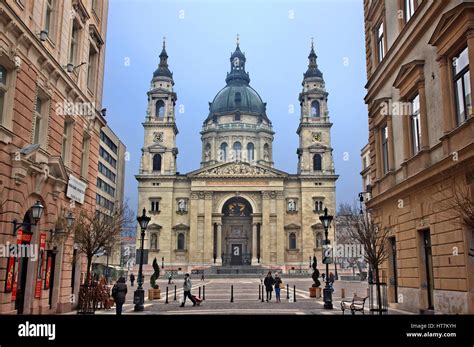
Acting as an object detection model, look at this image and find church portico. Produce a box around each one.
[136,38,338,273]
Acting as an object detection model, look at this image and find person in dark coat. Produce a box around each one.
[329,272,335,292]
[129,273,135,287]
[274,273,282,303]
[112,276,128,315]
[264,271,275,302]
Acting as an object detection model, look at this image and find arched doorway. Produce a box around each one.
[15,211,33,314]
[221,197,253,266]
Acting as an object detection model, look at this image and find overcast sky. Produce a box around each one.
[103,0,368,214]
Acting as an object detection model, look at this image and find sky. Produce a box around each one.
[102,0,368,214]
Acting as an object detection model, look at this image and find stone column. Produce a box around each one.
[216,223,222,265]
[252,223,258,265]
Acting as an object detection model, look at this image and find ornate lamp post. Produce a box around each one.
[134,208,151,312]
[0,201,44,235]
[319,207,333,310]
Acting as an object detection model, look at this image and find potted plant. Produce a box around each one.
[309,256,321,298]
[148,258,161,300]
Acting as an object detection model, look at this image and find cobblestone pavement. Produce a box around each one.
[87,278,413,315]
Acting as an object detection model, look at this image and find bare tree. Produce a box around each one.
[442,182,474,257]
[340,203,391,314]
[73,202,134,286]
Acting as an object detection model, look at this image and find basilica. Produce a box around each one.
[136,38,338,273]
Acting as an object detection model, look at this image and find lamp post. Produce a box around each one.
[319,207,333,310]
[105,247,110,284]
[161,256,164,269]
[134,208,151,312]
[0,201,44,235]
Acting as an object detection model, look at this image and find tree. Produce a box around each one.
[339,203,391,314]
[73,202,134,286]
[442,181,474,257]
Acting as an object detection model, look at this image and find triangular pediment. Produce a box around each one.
[147,143,167,151]
[188,161,288,178]
[308,143,328,150]
[48,156,68,182]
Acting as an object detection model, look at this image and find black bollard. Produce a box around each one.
[261,285,264,302]
[203,285,206,301]
[174,285,177,301]
[199,286,201,298]
[293,285,296,302]
[286,284,289,299]
[231,285,234,303]
[165,287,169,304]
[258,285,261,300]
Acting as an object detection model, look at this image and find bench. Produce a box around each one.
[341,295,368,315]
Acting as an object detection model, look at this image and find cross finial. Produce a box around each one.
[311,37,314,50]
[163,36,166,49]
[236,34,240,47]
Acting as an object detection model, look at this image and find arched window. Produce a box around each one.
[316,232,323,249]
[233,142,241,161]
[311,100,320,117]
[247,143,254,162]
[177,233,185,250]
[220,142,228,162]
[313,154,322,171]
[150,233,158,250]
[153,154,162,171]
[155,100,165,118]
[289,232,297,250]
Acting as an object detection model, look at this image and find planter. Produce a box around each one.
[148,288,161,300]
[309,287,321,298]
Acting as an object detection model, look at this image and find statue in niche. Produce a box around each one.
[177,199,187,212]
[288,199,296,212]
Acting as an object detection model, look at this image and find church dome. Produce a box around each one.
[206,42,269,121]
[210,84,266,115]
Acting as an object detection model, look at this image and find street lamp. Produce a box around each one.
[134,208,151,312]
[319,207,334,310]
[0,201,44,235]
[161,256,164,269]
[104,247,110,284]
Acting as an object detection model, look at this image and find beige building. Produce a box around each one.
[0,0,108,314]
[360,143,372,202]
[136,39,338,273]
[94,125,126,272]
[363,0,473,313]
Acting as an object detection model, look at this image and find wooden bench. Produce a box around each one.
[341,295,368,315]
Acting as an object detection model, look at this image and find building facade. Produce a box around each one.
[363,0,473,313]
[94,125,126,271]
[136,39,338,273]
[0,0,108,314]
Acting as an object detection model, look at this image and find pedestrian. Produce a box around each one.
[129,273,135,287]
[179,273,197,307]
[321,273,326,283]
[263,271,275,302]
[274,273,282,303]
[168,273,173,285]
[201,272,205,281]
[112,276,127,315]
[329,272,335,292]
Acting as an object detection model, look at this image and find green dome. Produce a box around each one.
[210,84,266,115]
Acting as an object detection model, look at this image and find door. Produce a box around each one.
[15,256,29,314]
[47,252,56,308]
[423,230,434,310]
[389,237,398,302]
[231,244,243,265]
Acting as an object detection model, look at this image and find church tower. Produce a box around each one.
[297,40,335,176]
[139,39,178,175]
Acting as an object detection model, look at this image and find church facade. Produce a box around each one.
[136,39,338,273]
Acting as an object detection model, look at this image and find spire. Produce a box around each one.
[153,36,173,80]
[226,35,250,85]
[304,37,323,80]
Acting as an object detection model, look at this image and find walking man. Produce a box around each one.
[129,273,135,287]
[180,273,196,307]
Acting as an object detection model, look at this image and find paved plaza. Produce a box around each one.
[88,278,412,315]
